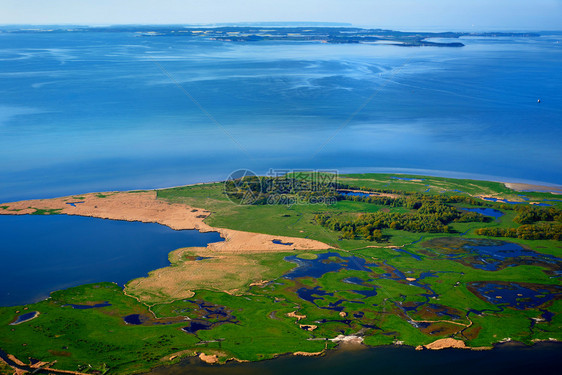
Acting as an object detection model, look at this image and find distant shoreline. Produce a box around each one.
[146,172,562,195]
[2,170,561,204]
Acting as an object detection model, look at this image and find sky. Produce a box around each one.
[1,0,561,31]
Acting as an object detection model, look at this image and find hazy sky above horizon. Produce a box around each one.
[1,0,561,31]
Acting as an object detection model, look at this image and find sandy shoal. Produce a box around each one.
[424,338,467,350]
[504,182,562,194]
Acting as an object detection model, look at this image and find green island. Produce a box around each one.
[0,173,561,374]
[4,25,539,47]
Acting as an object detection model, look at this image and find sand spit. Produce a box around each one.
[0,191,331,253]
[293,351,324,357]
[423,338,467,350]
[419,338,492,351]
[330,335,364,345]
[198,353,218,364]
[504,182,562,194]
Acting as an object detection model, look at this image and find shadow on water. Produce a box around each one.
[145,342,562,375]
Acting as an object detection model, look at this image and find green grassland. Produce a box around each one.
[1,173,561,374]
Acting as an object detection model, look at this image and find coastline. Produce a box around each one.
[338,167,562,192]
[4,170,562,205]
[0,190,331,253]
[143,340,562,375]
[503,182,562,194]
[0,190,332,304]
[1,176,561,373]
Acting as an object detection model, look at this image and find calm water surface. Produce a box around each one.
[0,214,222,306]
[0,32,561,202]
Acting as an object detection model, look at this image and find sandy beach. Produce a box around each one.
[503,182,562,194]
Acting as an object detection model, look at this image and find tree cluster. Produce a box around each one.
[476,205,562,241]
[513,206,562,224]
[315,197,488,241]
[476,223,561,241]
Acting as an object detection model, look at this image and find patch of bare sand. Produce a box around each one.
[365,245,402,249]
[300,324,317,331]
[420,338,492,351]
[287,311,307,321]
[475,194,524,203]
[249,280,270,287]
[198,353,218,364]
[424,338,466,350]
[293,351,324,357]
[504,182,562,194]
[1,191,331,304]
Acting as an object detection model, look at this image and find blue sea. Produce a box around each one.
[0,30,561,202]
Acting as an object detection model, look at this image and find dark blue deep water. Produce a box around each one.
[0,31,561,203]
[0,214,223,306]
[147,342,562,375]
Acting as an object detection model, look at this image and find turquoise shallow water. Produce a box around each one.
[0,31,561,202]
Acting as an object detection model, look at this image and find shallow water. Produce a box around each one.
[0,214,223,306]
[423,237,562,272]
[469,282,562,309]
[283,252,373,279]
[462,239,562,271]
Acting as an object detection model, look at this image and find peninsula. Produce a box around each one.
[0,173,561,375]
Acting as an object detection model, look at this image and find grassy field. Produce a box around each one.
[1,173,560,374]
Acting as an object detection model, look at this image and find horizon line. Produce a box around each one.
[0,23,560,34]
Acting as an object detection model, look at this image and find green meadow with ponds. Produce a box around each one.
[1,174,561,374]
